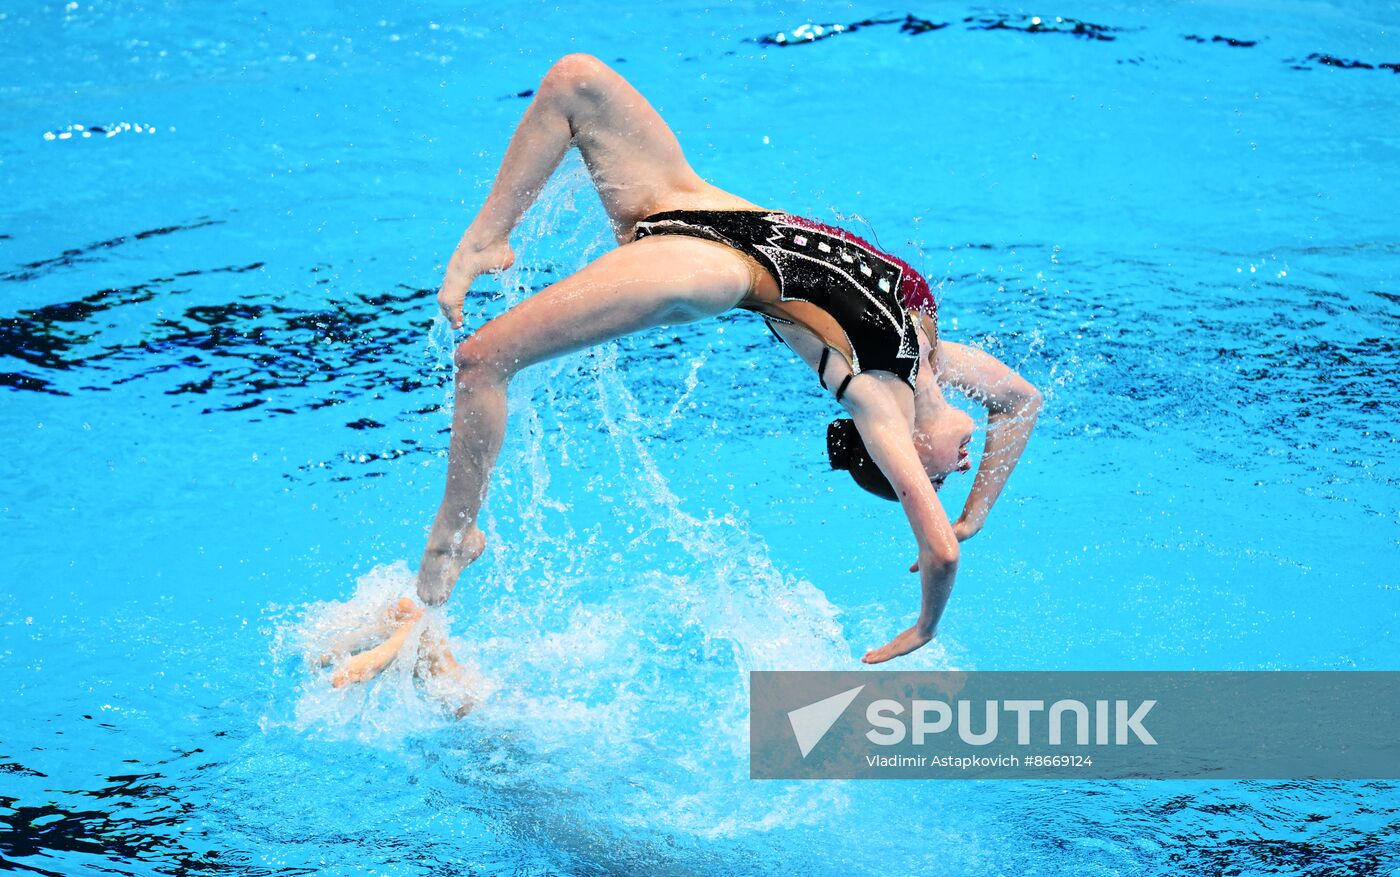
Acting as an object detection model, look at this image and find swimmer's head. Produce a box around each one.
[827,408,974,501]
[912,404,975,490]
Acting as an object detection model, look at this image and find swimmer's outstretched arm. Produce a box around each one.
[936,341,1042,539]
[330,599,424,688]
[844,384,962,664]
[318,597,422,667]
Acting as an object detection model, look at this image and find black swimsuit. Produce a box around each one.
[633,209,937,399]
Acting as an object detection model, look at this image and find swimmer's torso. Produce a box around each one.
[633,208,937,392]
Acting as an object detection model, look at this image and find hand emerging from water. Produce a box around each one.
[329,598,424,687]
[325,596,480,717]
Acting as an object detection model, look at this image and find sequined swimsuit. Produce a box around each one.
[633,209,936,398]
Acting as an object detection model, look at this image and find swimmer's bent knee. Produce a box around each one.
[452,332,513,382]
[541,53,610,100]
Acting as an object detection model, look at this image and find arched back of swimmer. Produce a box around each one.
[418,54,1043,664]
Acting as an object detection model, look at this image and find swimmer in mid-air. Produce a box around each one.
[409,54,1041,664]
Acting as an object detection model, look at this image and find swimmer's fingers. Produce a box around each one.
[389,597,425,624]
[330,618,420,688]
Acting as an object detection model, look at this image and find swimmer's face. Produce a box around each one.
[914,406,975,490]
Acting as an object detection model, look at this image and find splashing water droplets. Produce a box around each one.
[270,152,859,837]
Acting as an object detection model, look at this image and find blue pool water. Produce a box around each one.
[3,0,1399,873]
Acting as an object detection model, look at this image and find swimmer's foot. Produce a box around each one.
[330,601,424,688]
[416,526,486,607]
[861,625,934,664]
[438,241,515,329]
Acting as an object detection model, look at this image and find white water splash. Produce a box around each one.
[266,562,492,744]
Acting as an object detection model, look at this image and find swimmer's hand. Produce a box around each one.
[436,241,515,329]
[330,599,424,688]
[953,518,979,542]
[861,625,934,664]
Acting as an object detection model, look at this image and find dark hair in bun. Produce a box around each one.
[826,418,898,502]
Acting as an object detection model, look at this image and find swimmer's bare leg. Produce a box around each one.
[437,53,750,328]
[330,599,425,688]
[416,235,756,605]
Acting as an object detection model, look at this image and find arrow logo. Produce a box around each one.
[787,685,865,758]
